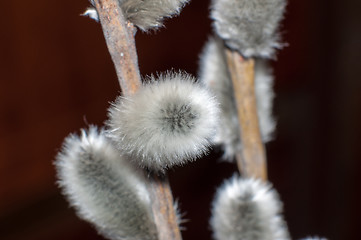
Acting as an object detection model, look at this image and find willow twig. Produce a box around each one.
[93,0,141,96]
[148,175,182,240]
[92,0,182,239]
[225,49,267,181]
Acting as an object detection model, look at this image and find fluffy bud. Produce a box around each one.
[210,176,290,240]
[55,126,157,240]
[107,72,219,172]
[88,0,189,32]
[121,0,189,31]
[199,37,276,161]
[211,0,287,58]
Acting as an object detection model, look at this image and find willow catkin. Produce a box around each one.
[210,176,290,240]
[55,126,157,240]
[87,0,189,32]
[211,0,287,58]
[107,72,219,172]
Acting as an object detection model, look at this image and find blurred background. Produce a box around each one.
[1,0,360,239]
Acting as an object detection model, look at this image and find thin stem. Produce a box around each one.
[92,0,182,239]
[225,49,268,181]
[148,175,183,240]
[93,0,141,96]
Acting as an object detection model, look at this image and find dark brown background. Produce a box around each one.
[1,0,360,239]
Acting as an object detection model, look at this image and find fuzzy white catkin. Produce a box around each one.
[107,72,219,173]
[121,0,189,31]
[211,0,287,58]
[199,37,276,161]
[210,177,290,240]
[88,0,189,31]
[55,126,157,240]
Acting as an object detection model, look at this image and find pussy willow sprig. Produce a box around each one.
[58,0,196,239]
[205,1,327,239]
[210,0,287,180]
[55,0,328,239]
[56,0,221,239]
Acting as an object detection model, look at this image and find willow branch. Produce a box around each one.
[148,175,182,240]
[93,0,141,96]
[225,49,267,181]
[92,0,182,239]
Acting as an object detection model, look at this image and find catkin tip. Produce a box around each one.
[210,176,290,240]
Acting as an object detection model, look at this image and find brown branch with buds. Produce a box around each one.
[92,0,182,239]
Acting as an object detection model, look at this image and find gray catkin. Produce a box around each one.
[106,72,219,173]
[88,0,189,31]
[211,0,287,58]
[210,177,290,240]
[55,126,157,240]
[121,0,189,31]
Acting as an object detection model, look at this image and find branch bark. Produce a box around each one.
[225,49,268,181]
[148,175,182,240]
[93,0,141,96]
[92,0,182,239]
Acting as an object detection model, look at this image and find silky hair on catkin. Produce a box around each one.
[211,0,287,58]
[210,176,290,240]
[107,71,219,173]
[87,0,189,31]
[55,127,157,240]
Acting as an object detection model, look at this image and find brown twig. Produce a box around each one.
[225,49,268,181]
[93,0,141,96]
[148,175,183,240]
[92,0,182,239]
